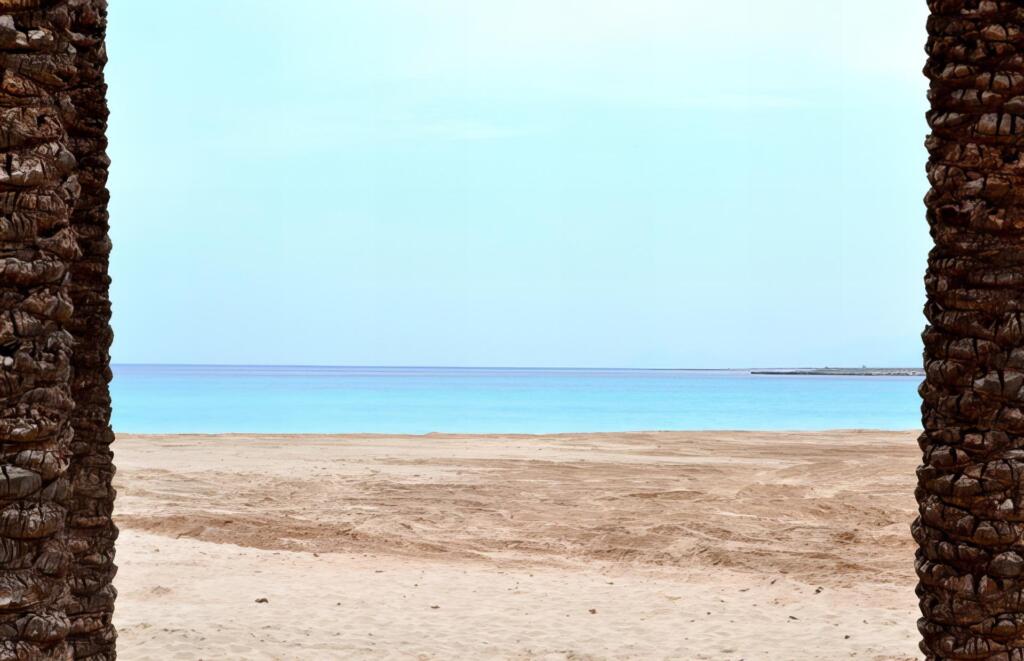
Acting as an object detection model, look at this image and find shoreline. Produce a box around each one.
[112,427,922,438]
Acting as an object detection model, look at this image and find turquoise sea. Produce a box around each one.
[110,365,922,434]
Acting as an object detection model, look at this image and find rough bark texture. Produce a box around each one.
[0,0,81,658]
[63,1,114,658]
[918,1,1024,659]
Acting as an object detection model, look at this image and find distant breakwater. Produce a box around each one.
[751,368,924,377]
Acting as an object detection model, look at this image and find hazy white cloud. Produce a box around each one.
[413,120,539,141]
[273,0,928,110]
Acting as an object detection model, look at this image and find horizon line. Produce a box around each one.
[109,362,923,372]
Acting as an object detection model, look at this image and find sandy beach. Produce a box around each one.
[111,431,921,660]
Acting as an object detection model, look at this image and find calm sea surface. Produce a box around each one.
[109,365,922,434]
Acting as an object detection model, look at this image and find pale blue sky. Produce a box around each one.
[107,1,930,368]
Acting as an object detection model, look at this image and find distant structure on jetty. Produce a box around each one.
[751,368,924,377]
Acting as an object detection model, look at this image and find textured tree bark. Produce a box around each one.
[917,1,1024,659]
[63,2,115,658]
[0,1,81,658]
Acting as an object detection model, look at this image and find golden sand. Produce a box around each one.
[112,431,921,660]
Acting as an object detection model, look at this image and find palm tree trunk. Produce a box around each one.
[0,1,81,657]
[918,2,1024,658]
[64,2,116,658]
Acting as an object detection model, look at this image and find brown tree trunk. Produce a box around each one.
[918,2,1024,658]
[63,1,115,658]
[0,1,81,657]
